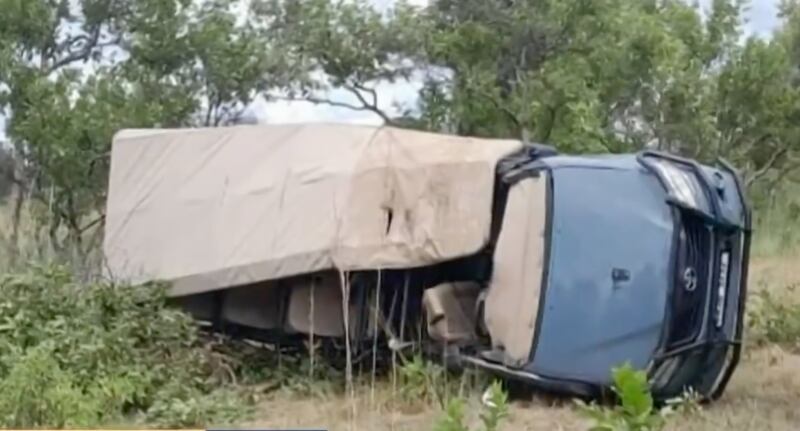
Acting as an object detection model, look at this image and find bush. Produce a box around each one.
[0,345,100,427]
[748,287,800,351]
[578,364,666,431]
[433,380,509,431]
[0,265,251,427]
[399,355,452,407]
[397,354,487,410]
[751,182,800,256]
[242,350,344,398]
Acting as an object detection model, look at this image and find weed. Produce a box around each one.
[663,388,703,416]
[747,287,800,351]
[751,184,800,257]
[433,398,468,431]
[479,380,510,431]
[399,354,454,408]
[269,354,344,397]
[433,380,509,431]
[578,363,665,431]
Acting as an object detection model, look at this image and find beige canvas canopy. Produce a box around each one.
[103,123,522,296]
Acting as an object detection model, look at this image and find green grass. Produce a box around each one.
[748,288,800,352]
[0,265,254,428]
[751,182,800,257]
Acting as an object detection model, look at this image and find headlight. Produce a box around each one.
[646,158,711,212]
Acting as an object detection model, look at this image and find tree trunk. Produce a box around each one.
[8,182,25,267]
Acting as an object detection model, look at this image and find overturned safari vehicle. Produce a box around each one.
[104,124,751,401]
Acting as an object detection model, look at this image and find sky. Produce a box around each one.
[742,0,781,37]
[0,0,785,140]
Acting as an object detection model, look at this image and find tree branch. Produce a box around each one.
[277,83,396,126]
[741,132,774,157]
[204,91,218,127]
[767,158,800,190]
[78,214,106,235]
[47,28,122,72]
[351,81,378,108]
[540,104,559,143]
[275,95,374,112]
[745,145,789,188]
[472,88,530,141]
[341,83,393,124]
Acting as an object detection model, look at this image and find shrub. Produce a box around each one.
[578,363,665,431]
[398,354,480,409]
[433,380,509,431]
[0,345,101,427]
[0,265,252,427]
[433,397,469,431]
[751,184,800,257]
[399,355,449,406]
[255,353,343,398]
[747,287,800,351]
[478,380,510,431]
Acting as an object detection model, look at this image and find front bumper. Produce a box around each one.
[638,152,752,400]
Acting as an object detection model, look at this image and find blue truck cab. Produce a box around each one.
[459,148,751,400]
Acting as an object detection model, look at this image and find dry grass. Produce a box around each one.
[246,254,800,431]
[665,347,800,431]
[245,348,800,430]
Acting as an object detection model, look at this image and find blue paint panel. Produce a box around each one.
[528,164,674,385]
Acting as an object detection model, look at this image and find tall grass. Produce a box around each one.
[0,199,104,277]
[751,182,800,257]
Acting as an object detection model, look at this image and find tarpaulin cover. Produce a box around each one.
[484,174,548,367]
[103,123,522,296]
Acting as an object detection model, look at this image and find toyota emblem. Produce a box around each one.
[683,267,698,292]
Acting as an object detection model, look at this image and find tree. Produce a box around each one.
[416,0,746,153]
[2,0,798,265]
[418,0,800,188]
[189,0,289,126]
[715,38,800,188]
[259,0,426,124]
[0,0,132,257]
[0,146,14,204]
[285,0,795,189]
[0,0,292,257]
